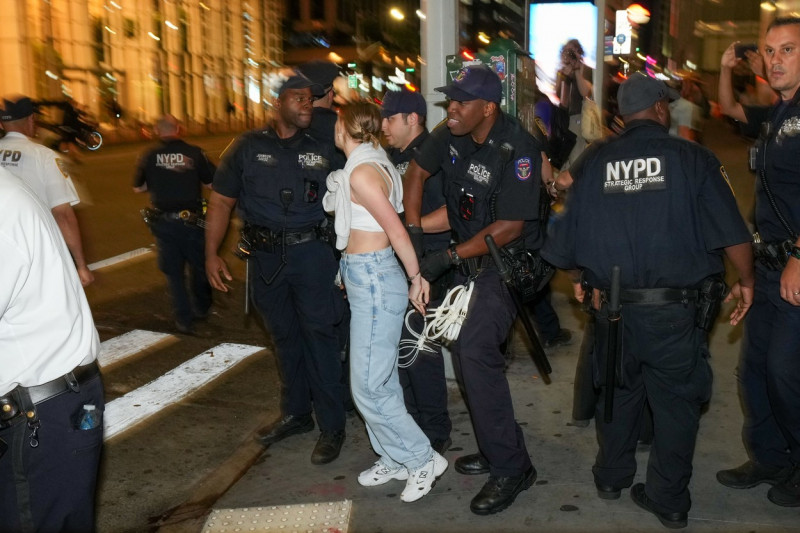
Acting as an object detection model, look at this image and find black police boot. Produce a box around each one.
[455,453,490,475]
[470,466,536,515]
[431,437,452,455]
[257,414,315,446]
[596,483,623,500]
[716,460,789,489]
[311,430,345,465]
[630,483,688,529]
[767,462,800,507]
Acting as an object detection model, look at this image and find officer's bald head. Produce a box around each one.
[155,114,181,139]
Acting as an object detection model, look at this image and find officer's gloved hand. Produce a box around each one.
[420,248,453,281]
[406,224,424,259]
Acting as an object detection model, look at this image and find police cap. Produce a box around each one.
[278,75,315,96]
[296,60,340,97]
[381,89,427,118]
[1,95,35,121]
[618,72,679,116]
[435,65,502,103]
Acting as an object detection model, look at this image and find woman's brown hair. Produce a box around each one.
[338,101,381,147]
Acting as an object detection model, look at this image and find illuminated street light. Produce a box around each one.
[165,20,179,30]
[390,8,405,21]
[104,26,116,34]
[416,9,426,20]
[148,31,160,41]
[478,32,490,45]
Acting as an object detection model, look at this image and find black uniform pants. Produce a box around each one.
[398,300,452,444]
[250,240,347,432]
[739,266,800,466]
[152,219,212,328]
[592,301,711,514]
[0,374,104,533]
[451,268,532,477]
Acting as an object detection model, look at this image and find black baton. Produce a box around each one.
[604,265,621,423]
[485,235,552,383]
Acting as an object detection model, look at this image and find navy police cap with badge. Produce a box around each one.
[0,95,35,121]
[617,72,679,116]
[380,89,427,119]
[277,74,316,96]
[296,60,340,98]
[435,65,502,104]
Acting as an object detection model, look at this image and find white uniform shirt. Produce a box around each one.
[0,131,80,208]
[0,168,99,395]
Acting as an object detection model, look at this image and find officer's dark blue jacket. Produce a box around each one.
[744,98,800,242]
[133,139,215,212]
[213,127,336,231]
[414,112,545,250]
[541,119,751,289]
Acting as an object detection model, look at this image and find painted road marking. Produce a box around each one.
[99,329,175,368]
[88,246,153,271]
[103,343,264,441]
[203,501,351,533]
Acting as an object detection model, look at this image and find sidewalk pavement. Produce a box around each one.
[209,281,798,532]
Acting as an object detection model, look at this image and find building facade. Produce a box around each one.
[0,0,283,128]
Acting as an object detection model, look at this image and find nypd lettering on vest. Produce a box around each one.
[1,150,22,164]
[298,152,328,170]
[467,161,492,184]
[156,153,194,171]
[604,156,667,194]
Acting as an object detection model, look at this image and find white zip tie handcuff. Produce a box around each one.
[398,279,475,368]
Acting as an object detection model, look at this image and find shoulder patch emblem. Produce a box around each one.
[55,158,71,179]
[515,157,532,181]
[720,165,734,195]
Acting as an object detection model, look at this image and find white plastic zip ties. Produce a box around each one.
[398,280,475,368]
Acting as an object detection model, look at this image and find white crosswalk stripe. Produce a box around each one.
[98,331,263,441]
[99,329,175,368]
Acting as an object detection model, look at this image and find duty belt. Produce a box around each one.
[246,225,320,250]
[1,361,100,427]
[161,210,202,222]
[458,255,492,277]
[601,287,699,305]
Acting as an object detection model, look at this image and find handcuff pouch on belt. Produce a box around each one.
[752,233,794,270]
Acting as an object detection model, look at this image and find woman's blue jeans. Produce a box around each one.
[341,246,432,470]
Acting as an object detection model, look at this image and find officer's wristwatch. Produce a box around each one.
[448,244,463,266]
[791,246,800,261]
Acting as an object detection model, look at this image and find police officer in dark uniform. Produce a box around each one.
[717,17,800,507]
[204,75,347,465]
[133,114,215,334]
[542,72,754,528]
[380,88,453,454]
[403,65,545,515]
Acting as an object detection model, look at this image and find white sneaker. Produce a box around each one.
[358,460,409,487]
[400,451,448,503]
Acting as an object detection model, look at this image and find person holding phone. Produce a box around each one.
[554,39,594,167]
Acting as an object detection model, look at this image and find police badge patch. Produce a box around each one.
[515,157,532,181]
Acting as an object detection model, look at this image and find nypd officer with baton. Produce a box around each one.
[403,65,549,515]
[542,72,754,529]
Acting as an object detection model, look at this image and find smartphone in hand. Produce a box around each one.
[735,43,758,59]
